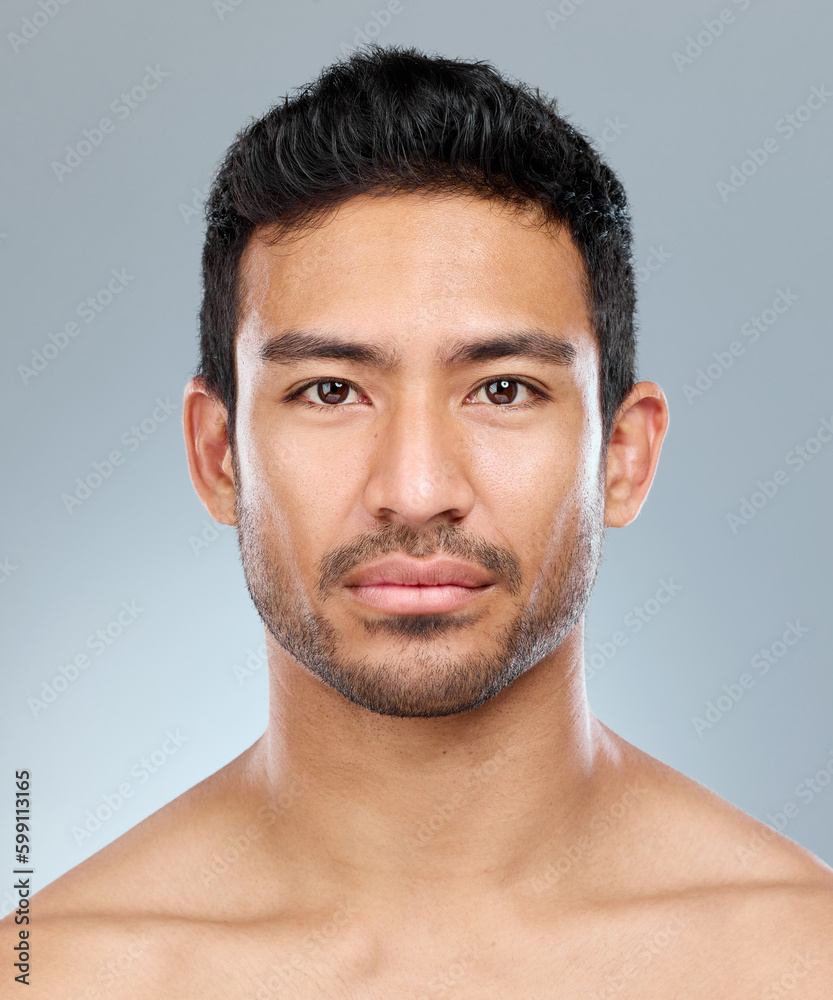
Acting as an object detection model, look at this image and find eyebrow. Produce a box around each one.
[257,327,577,370]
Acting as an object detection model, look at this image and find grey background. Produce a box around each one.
[1,0,831,908]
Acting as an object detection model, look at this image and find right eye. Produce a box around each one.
[289,379,365,407]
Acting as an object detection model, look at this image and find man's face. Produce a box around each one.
[232,191,606,717]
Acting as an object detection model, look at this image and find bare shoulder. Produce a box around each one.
[23,742,281,917]
[0,908,175,999]
[0,799,197,998]
[600,723,833,883]
[743,878,833,957]
[598,726,833,989]
[0,750,269,997]
[25,787,217,919]
[661,876,833,998]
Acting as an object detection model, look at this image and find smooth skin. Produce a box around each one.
[7,191,833,998]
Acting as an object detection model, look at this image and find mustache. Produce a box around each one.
[315,522,524,598]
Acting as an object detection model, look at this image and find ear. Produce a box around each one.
[604,381,669,528]
[183,377,237,526]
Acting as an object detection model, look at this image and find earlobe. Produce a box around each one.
[604,381,669,528]
[182,378,238,526]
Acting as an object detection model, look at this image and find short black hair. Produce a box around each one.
[198,43,637,452]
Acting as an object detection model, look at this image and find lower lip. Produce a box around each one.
[345,583,493,613]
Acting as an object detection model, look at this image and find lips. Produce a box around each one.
[342,557,497,614]
[344,557,495,589]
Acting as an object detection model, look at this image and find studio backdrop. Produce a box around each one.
[2,0,831,905]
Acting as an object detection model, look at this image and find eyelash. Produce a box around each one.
[286,377,548,411]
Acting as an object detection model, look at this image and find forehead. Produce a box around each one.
[236,191,596,365]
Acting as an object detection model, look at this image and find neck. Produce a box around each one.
[241,617,626,913]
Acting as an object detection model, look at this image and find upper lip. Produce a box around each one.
[344,557,496,588]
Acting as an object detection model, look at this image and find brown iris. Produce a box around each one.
[317,381,351,404]
[484,379,519,404]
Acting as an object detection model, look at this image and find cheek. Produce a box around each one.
[510,426,601,551]
[239,404,366,535]
[466,427,581,557]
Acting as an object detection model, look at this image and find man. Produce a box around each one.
[9,44,832,998]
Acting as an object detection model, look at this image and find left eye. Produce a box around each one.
[469,379,538,406]
[296,380,359,405]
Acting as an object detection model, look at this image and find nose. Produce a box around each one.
[362,396,476,527]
